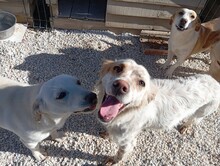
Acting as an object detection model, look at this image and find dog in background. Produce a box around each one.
[0,74,97,160]
[162,8,220,79]
[95,59,220,165]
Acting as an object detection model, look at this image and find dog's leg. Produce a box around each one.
[105,140,136,165]
[179,100,219,134]
[165,55,187,78]
[105,147,126,166]
[99,130,109,139]
[178,116,195,134]
[209,47,220,81]
[50,130,65,142]
[21,140,47,161]
[161,49,174,69]
[31,143,48,161]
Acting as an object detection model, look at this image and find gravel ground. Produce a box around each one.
[0,28,219,166]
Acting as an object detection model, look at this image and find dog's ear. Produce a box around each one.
[100,59,114,78]
[139,85,156,107]
[32,98,44,122]
[195,17,201,31]
[93,59,114,110]
[147,91,156,103]
[169,14,174,25]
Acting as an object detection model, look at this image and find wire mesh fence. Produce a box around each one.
[22,0,52,29]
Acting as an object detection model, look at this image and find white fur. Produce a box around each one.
[96,59,220,164]
[0,74,97,160]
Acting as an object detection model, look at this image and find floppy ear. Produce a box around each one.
[94,59,114,108]
[32,98,44,122]
[147,90,156,103]
[169,14,174,25]
[195,17,201,31]
[100,59,114,78]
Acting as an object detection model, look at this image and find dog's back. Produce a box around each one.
[151,74,220,129]
[193,17,220,52]
[202,17,220,31]
[0,77,38,132]
[0,76,28,88]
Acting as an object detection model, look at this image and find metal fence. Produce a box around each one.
[22,0,52,29]
[200,0,220,22]
[22,0,220,30]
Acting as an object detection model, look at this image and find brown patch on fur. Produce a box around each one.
[202,17,220,31]
[147,88,157,103]
[113,63,126,75]
[195,18,201,32]
[202,30,220,49]
[169,14,174,25]
[99,59,115,78]
[191,17,220,54]
[191,26,212,54]
[100,60,129,78]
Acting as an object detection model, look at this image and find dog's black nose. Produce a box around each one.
[112,80,130,95]
[85,92,97,105]
[180,18,187,25]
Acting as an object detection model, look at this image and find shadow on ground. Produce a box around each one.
[0,32,207,163]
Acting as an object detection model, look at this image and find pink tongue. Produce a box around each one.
[99,96,123,122]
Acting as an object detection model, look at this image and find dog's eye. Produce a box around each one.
[191,15,195,19]
[139,80,145,87]
[113,66,122,73]
[77,80,81,85]
[56,91,67,99]
[179,11,184,16]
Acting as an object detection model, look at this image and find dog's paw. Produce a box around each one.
[99,130,109,139]
[104,157,117,166]
[165,70,174,78]
[160,63,168,70]
[32,150,47,161]
[178,125,192,134]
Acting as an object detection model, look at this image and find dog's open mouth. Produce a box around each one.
[98,95,128,122]
[176,25,188,31]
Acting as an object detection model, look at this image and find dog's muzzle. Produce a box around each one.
[176,18,188,31]
[112,79,130,96]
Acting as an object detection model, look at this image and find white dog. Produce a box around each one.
[162,8,220,79]
[0,74,97,160]
[95,59,220,165]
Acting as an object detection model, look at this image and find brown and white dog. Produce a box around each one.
[96,59,220,165]
[162,8,220,80]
